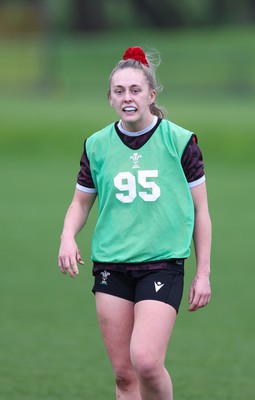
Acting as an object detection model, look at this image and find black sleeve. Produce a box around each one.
[76,140,95,189]
[181,135,205,183]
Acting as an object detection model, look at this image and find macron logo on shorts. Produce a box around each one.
[154,281,165,292]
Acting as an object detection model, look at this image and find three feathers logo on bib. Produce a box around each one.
[130,153,142,169]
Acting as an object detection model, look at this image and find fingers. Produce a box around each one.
[188,277,211,311]
[58,256,80,279]
[76,249,84,265]
[58,240,84,278]
[188,293,211,311]
[188,284,194,306]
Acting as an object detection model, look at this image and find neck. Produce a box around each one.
[119,115,157,136]
[121,114,155,133]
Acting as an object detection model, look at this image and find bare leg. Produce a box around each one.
[95,293,141,400]
[130,300,177,400]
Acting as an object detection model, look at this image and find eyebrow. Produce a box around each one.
[113,84,142,88]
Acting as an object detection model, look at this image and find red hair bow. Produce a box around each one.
[122,47,149,66]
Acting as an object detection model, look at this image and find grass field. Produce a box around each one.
[1,27,255,399]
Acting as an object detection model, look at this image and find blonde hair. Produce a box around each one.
[108,50,165,119]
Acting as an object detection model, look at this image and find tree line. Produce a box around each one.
[0,0,255,34]
[72,0,255,31]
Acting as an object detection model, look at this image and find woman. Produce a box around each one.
[58,46,211,400]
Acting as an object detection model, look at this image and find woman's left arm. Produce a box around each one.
[189,182,212,311]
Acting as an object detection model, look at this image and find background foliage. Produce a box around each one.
[1,0,255,32]
[0,2,255,399]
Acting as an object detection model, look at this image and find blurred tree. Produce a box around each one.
[248,0,255,21]
[0,0,254,35]
[210,0,228,25]
[209,0,255,25]
[130,0,184,28]
[27,0,47,30]
[72,0,106,31]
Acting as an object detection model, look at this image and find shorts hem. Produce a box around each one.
[135,298,179,313]
[92,286,134,303]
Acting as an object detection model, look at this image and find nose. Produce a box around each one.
[123,90,132,102]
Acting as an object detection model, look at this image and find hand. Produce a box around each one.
[188,275,211,311]
[58,237,84,279]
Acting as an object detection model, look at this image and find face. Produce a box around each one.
[109,68,156,132]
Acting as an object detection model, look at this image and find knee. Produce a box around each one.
[115,375,131,391]
[115,370,138,393]
[131,352,159,381]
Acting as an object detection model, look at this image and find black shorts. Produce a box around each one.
[92,263,184,313]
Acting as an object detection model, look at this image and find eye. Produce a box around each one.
[132,88,141,94]
[114,89,123,95]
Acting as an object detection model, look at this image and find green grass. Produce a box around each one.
[1,27,255,399]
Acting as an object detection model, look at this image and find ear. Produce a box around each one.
[108,95,114,107]
[149,90,156,104]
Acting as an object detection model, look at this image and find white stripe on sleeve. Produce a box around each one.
[188,175,206,188]
[76,183,97,193]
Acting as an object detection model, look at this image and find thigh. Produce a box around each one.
[130,300,176,365]
[95,292,135,371]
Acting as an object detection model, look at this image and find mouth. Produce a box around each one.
[123,106,137,114]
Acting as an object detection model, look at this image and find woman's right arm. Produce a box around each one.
[58,189,97,278]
